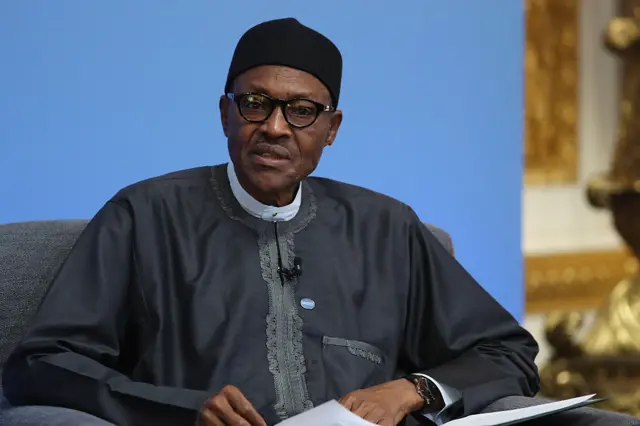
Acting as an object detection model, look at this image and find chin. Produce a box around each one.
[236,157,300,194]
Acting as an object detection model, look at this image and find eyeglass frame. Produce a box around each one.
[225,92,336,129]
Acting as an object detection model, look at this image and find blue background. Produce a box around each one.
[0,1,525,319]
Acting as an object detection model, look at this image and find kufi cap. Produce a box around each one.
[225,18,342,107]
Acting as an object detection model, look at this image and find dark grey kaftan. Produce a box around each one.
[2,164,539,426]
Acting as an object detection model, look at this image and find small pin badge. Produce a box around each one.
[300,298,315,310]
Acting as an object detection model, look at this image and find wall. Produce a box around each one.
[0,2,526,318]
[523,0,620,366]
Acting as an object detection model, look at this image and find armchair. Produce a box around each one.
[0,220,637,425]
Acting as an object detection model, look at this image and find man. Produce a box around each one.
[2,18,539,426]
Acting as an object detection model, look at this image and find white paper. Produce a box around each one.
[445,394,597,426]
[275,394,597,426]
[275,400,376,426]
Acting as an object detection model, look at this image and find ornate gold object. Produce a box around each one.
[539,0,640,416]
[525,0,579,185]
[526,249,636,314]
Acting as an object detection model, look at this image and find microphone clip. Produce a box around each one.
[278,257,302,280]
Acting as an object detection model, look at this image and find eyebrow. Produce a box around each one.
[243,84,315,101]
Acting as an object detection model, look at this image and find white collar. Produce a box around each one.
[227,162,301,222]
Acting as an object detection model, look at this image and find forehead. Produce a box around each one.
[233,65,331,102]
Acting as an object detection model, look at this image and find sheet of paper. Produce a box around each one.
[446,394,597,426]
[275,400,375,426]
[275,395,599,426]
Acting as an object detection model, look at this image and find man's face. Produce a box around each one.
[220,65,342,203]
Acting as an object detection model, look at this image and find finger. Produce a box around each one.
[348,398,364,413]
[340,394,363,412]
[210,395,251,426]
[338,395,353,410]
[391,412,407,426]
[225,387,267,426]
[353,402,374,418]
[198,408,226,426]
[361,408,385,424]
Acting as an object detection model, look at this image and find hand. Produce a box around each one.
[197,385,267,426]
[339,379,424,425]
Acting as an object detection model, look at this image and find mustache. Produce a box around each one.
[251,141,292,160]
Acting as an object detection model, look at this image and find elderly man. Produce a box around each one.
[2,18,539,426]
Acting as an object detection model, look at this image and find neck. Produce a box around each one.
[236,171,298,207]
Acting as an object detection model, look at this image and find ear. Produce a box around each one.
[219,95,230,138]
[324,110,343,147]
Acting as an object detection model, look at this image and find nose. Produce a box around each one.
[262,105,292,138]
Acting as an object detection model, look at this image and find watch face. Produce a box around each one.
[412,376,445,413]
[416,378,434,404]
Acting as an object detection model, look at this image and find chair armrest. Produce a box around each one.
[0,398,115,426]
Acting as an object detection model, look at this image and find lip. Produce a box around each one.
[252,143,292,160]
[251,152,291,167]
[250,143,292,167]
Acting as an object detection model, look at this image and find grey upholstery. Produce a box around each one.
[0,398,113,426]
[0,220,88,377]
[0,219,638,425]
[423,223,454,256]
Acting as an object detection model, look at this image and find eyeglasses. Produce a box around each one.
[226,92,335,128]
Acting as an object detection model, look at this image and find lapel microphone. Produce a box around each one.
[278,256,303,280]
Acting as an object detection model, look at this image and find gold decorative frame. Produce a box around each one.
[525,0,579,185]
[526,248,638,313]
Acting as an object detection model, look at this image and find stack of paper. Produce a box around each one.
[276,394,602,426]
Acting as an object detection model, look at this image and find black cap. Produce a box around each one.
[225,18,343,107]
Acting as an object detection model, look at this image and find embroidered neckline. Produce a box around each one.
[209,163,317,419]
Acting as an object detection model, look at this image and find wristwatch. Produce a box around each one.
[405,374,446,414]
